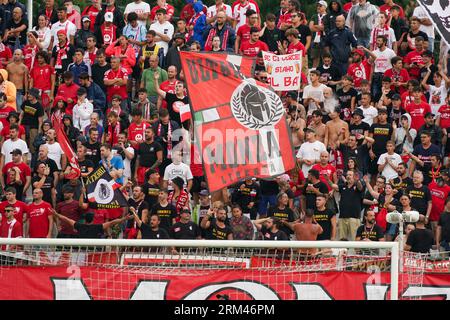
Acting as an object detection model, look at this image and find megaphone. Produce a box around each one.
[402,211,419,223]
[386,211,402,224]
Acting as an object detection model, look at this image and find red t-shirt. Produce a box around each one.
[56,83,80,115]
[150,5,175,21]
[277,12,292,28]
[403,50,424,80]
[0,106,16,128]
[287,41,306,56]
[438,104,450,129]
[160,79,177,109]
[384,68,410,95]
[240,40,268,57]
[104,67,129,102]
[0,45,12,68]
[405,101,431,130]
[429,182,450,221]
[401,91,427,110]
[0,200,28,223]
[312,163,337,192]
[56,200,83,235]
[2,162,31,185]
[30,64,55,91]
[347,61,371,91]
[0,219,22,240]
[100,24,117,46]
[237,24,252,43]
[128,121,150,149]
[1,124,26,140]
[27,201,52,238]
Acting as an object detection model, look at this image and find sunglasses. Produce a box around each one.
[5,209,14,212]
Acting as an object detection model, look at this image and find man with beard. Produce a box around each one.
[141,169,160,209]
[6,49,28,109]
[51,31,75,87]
[204,11,236,52]
[125,186,149,239]
[135,127,163,186]
[139,30,164,71]
[390,162,413,199]
[157,65,178,110]
[405,171,432,218]
[132,211,169,240]
[150,189,178,232]
[371,35,396,99]
[349,109,370,146]
[54,185,83,238]
[165,33,189,75]
[169,209,202,240]
[313,193,336,240]
[201,207,233,240]
[355,210,385,241]
[27,188,53,238]
[337,134,373,175]
[83,127,101,165]
[232,177,260,219]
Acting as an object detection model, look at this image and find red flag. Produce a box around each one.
[180,52,295,192]
[56,125,81,179]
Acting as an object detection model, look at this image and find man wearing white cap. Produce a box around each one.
[309,1,328,68]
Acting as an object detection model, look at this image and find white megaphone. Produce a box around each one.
[386,210,420,224]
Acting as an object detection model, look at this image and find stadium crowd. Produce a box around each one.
[0,0,449,255]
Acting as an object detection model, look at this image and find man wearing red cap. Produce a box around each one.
[347,47,374,92]
[51,30,75,88]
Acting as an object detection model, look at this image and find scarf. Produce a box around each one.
[204,26,228,52]
[371,25,390,49]
[51,110,65,129]
[157,121,172,159]
[168,190,189,214]
[107,121,120,147]
[55,41,68,70]
[83,47,97,66]
[141,100,152,120]
[187,12,204,40]
[101,24,117,45]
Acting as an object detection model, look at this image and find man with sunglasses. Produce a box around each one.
[0,205,23,248]
[406,131,441,179]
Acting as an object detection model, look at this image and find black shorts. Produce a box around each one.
[191,176,205,193]
[368,158,379,175]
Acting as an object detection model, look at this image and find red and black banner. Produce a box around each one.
[85,166,127,209]
[180,52,295,192]
[56,125,81,179]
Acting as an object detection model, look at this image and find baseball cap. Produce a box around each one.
[287,91,298,99]
[352,108,364,118]
[378,107,388,114]
[353,49,365,57]
[57,29,67,37]
[181,209,191,215]
[391,93,401,100]
[303,127,316,134]
[62,185,75,194]
[105,12,114,22]
[317,0,328,8]
[199,189,210,197]
[173,33,186,41]
[82,16,91,23]
[422,50,433,57]
[10,149,22,155]
[425,112,434,118]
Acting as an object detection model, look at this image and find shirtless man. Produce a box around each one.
[287,107,306,149]
[6,49,28,110]
[324,106,349,150]
[308,110,326,143]
[293,211,323,255]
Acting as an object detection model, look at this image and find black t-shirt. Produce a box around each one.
[260,226,289,241]
[349,122,370,145]
[339,143,369,174]
[20,100,44,128]
[338,182,364,219]
[83,141,102,165]
[419,65,438,86]
[295,24,311,47]
[205,219,233,240]
[31,175,54,205]
[391,176,413,199]
[151,202,178,231]
[373,89,395,105]
[169,221,202,239]
[317,64,341,91]
[127,199,149,228]
[74,222,104,238]
[141,182,160,208]
[5,18,28,46]
[139,224,170,239]
[137,141,163,167]
[356,224,385,241]
[438,212,450,242]
[405,185,432,215]
[165,93,189,126]
[51,43,75,74]
[259,180,279,196]
[260,27,284,53]
[406,228,434,253]
[412,144,441,177]
[337,87,358,110]
[34,158,59,177]
[91,63,111,92]
[303,181,328,210]
[314,208,336,240]
[370,123,393,156]
[266,205,295,235]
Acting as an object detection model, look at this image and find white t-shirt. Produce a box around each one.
[163,162,194,190]
[428,83,448,115]
[45,142,65,170]
[125,1,151,26]
[149,21,174,55]
[50,20,77,47]
[112,147,135,179]
[370,27,397,50]
[296,140,327,177]
[373,48,396,73]
[302,83,327,116]
[233,2,257,30]
[413,6,435,39]
[207,4,233,21]
[377,152,402,180]
[359,106,378,126]
[1,139,29,165]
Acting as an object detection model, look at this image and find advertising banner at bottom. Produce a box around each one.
[0,267,449,300]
